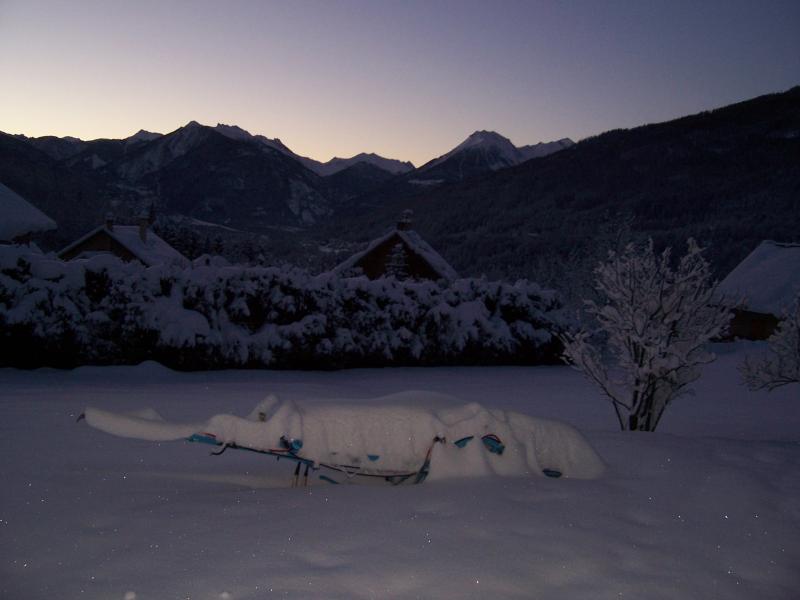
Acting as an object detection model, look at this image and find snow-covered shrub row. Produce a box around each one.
[0,247,563,369]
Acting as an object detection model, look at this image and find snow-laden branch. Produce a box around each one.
[562,239,732,432]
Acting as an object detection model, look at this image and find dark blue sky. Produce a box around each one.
[1,0,798,164]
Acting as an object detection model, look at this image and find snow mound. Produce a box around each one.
[84,392,604,480]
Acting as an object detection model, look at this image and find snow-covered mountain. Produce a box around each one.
[14,134,88,161]
[116,121,213,180]
[518,138,575,161]
[110,121,334,227]
[422,131,524,172]
[125,129,163,145]
[315,153,414,176]
[212,123,412,176]
[411,130,574,184]
[2,120,580,239]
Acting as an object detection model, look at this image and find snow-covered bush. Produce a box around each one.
[562,239,731,432]
[740,298,800,391]
[0,247,563,369]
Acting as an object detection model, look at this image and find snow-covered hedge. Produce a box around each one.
[0,247,563,369]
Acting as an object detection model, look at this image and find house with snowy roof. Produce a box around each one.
[0,181,57,244]
[717,240,800,340]
[333,211,458,282]
[58,213,189,267]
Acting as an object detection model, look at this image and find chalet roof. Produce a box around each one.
[0,181,57,241]
[717,241,800,315]
[334,228,459,281]
[59,225,188,267]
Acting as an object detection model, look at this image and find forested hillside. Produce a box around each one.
[317,87,800,300]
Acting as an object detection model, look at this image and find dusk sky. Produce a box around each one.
[1,0,798,165]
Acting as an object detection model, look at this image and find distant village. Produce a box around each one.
[2,180,798,345]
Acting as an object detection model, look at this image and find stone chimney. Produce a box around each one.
[105,212,114,232]
[138,213,148,243]
[397,209,413,231]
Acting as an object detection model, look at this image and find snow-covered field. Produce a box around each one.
[1,343,798,599]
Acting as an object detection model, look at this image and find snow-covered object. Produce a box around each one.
[83,392,605,480]
[334,229,459,281]
[0,182,57,241]
[717,241,800,315]
[58,224,189,267]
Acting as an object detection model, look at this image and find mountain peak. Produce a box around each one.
[454,130,516,153]
[316,152,415,176]
[213,123,253,141]
[127,129,162,143]
[467,130,511,143]
[416,130,572,180]
[419,130,520,174]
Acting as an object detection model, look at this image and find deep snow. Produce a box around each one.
[1,343,798,599]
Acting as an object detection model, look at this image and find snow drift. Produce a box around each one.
[84,392,605,481]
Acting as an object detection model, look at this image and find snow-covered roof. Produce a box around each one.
[0,181,57,241]
[334,228,459,281]
[717,241,800,315]
[59,224,188,267]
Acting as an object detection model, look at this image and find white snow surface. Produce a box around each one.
[84,393,605,480]
[717,240,800,314]
[1,343,799,599]
[0,181,57,241]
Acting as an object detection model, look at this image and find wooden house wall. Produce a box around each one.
[727,308,779,340]
[353,233,444,281]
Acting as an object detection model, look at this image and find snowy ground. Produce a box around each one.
[1,343,798,599]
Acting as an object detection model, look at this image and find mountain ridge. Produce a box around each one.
[411,130,574,184]
[2,86,797,290]
[313,86,800,298]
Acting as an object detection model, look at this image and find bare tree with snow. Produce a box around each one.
[740,298,800,391]
[562,239,731,432]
